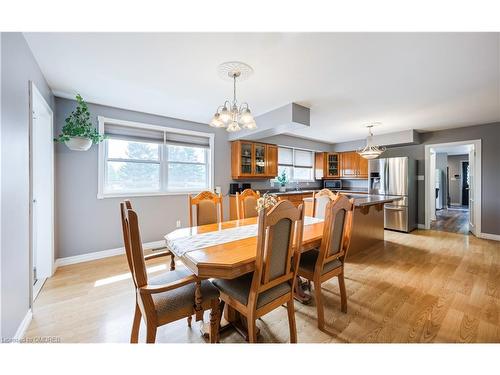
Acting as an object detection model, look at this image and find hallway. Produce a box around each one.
[431,206,470,234]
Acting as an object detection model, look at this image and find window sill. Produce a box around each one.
[97,190,207,199]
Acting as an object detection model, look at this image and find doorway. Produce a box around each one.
[425,140,481,236]
[30,82,55,301]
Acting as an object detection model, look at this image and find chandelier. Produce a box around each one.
[357,123,386,159]
[209,61,257,132]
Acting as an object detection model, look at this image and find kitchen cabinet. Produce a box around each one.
[357,154,368,178]
[340,151,368,178]
[231,140,278,179]
[314,152,325,179]
[326,152,340,178]
[315,152,341,179]
[266,144,278,177]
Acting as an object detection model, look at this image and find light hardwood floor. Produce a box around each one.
[25,229,500,343]
[431,207,470,234]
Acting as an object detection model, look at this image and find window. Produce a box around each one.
[98,117,213,198]
[276,147,314,182]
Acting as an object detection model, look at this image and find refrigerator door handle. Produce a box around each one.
[384,205,405,211]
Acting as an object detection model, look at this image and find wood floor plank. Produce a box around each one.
[24,229,500,343]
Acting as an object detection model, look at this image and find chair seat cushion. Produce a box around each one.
[212,273,291,309]
[149,269,219,318]
[299,249,342,275]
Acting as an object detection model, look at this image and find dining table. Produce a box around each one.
[164,215,324,339]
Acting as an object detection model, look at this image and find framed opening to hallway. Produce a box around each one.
[424,139,482,236]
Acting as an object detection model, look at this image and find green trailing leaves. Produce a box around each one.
[54,94,105,145]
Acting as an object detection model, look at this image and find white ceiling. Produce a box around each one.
[24,32,500,143]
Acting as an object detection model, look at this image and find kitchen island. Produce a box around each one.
[228,188,369,220]
[303,193,401,258]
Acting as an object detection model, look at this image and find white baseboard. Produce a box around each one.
[54,240,166,269]
[13,309,32,341]
[479,232,500,241]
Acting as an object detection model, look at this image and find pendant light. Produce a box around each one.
[357,123,386,159]
[209,61,257,132]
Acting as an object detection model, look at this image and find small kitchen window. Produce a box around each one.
[276,147,315,182]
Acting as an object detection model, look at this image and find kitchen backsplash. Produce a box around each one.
[341,178,369,190]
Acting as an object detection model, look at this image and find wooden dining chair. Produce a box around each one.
[121,200,176,271]
[188,191,223,227]
[212,200,305,343]
[235,188,261,219]
[311,188,337,219]
[297,194,354,330]
[120,200,221,343]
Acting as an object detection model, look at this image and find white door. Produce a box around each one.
[31,83,54,298]
[468,146,475,235]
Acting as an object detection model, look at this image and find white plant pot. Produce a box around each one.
[65,136,93,151]
[279,186,287,192]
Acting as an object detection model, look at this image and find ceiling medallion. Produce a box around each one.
[209,61,256,132]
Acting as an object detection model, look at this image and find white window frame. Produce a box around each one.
[97,116,214,199]
[276,146,315,182]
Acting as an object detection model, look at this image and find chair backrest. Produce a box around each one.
[120,201,148,289]
[316,195,355,270]
[312,189,337,219]
[248,200,305,308]
[235,189,260,219]
[188,191,223,227]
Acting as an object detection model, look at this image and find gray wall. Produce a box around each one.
[54,113,338,258]
[335,123,500,233]
[448,154,468,205]
[1,33,54,338]
[54,97,232,259]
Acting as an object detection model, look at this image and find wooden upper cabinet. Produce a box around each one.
[314,152,325,179]
[231,140,278,179]
[266,144,278,178]
[326,153,340,178]
[341,151,358,177]
[340,151,368,178]
[357,154,368,178]
[314,152,341,179]
[253,143,267,176]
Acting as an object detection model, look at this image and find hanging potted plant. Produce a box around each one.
[54,94,105,151]
[276,169,289,192]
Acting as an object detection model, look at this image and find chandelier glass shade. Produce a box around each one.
[209,62,257,132]
[357,124,386,160]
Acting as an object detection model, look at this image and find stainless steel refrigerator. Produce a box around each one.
[369,157,417,232]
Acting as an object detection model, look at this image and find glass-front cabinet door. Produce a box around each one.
[239,142,253,175]
[327,153,339,177]
[254,143,266,175]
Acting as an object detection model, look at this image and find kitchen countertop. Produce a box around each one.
[229,188,369,197]
[303,194,401,207]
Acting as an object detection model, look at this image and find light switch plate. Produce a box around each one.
[215,186,221,194]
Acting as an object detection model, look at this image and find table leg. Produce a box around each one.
[294,276,312,304]
[194,280,204,321]
[201,303,260,342]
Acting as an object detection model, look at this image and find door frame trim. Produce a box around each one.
[424,139,481,235]
[29,81,55,307]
